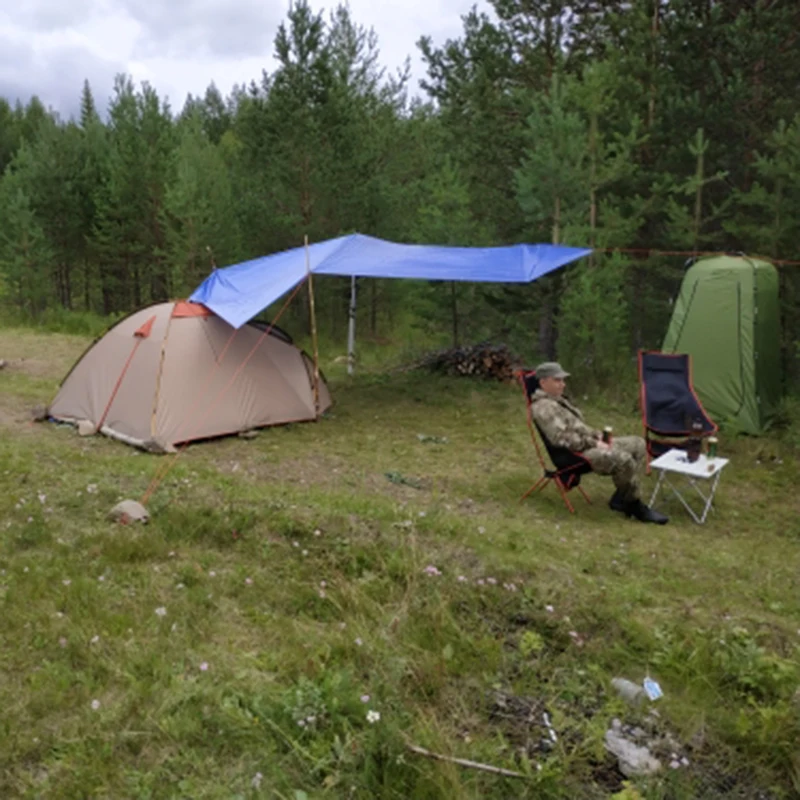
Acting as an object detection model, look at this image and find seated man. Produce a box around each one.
[530,362,668,525]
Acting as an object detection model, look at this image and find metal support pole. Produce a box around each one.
[347,274,357,376]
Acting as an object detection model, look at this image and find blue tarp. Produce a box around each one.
[189,233,592,329]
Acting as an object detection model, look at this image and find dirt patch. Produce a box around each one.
[0,330,88,383]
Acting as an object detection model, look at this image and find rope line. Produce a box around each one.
[140,279,309,505]
[594,247,800,266]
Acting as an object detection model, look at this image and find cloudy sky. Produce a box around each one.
[0,0,492,119]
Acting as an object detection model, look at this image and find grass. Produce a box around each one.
[1,326,799,799]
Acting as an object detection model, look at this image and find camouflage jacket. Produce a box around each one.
[529,389,601,452]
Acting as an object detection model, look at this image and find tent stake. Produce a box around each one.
[406,744,526,779]
[347,274,357,375]
[305,235,321,416]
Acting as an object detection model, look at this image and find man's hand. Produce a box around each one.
[595,439,611,451]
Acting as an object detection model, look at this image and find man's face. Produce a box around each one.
[539,375,566,396]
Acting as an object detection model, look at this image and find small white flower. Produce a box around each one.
[91,699,101,710]
[90,635,100,644]
[292,541,299,548]
[245,577,253,585]
[301,549,308,556]
[355,637,363,646]
[360,694,370,703]
[168,551,176,558]
[176,583,185,589]
[545,605,554,613]
[199,662,209,671]
[38,493,46,504]
[208,571,216,577]
[86,484,98,494]
[98,575,105,582]
[297,719,306,727]
[251,773,263,789]
[313,529,322,537]
[155,606,167,617]
[62,579,71,586]
[366,709,381,724]
[457,575,467,582]
[478,526,486,534]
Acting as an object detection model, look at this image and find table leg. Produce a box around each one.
[649,469,667,508]
[662,474,703,523]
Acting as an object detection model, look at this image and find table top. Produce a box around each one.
[650,448,730,478]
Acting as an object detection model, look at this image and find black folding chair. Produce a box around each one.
[517,370,593,514]
[638,351,717,470]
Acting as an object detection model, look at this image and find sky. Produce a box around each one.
[0,0,492,119]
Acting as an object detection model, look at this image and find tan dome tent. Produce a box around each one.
[49,301,331,451]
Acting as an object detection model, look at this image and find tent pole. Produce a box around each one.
[305,235,321,416]
[347,275,357,375]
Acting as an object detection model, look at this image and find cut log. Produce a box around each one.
[401,342,521,382]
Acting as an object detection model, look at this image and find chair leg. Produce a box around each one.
[520,475,548,503]
[554,477,576,514]
[577,485,591,505]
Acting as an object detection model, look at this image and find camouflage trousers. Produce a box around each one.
[582,435,646,502]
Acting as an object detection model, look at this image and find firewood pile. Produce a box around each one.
[408,342,522,381]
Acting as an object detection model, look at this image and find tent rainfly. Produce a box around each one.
[662,254,781,435]
[189,233,593,373]
[49,301,331,451]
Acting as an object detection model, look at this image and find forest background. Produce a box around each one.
[1,0,799,392]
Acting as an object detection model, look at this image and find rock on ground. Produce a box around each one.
[605,727,662,777]
[109,500,150,524]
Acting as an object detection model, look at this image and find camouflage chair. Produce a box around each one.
[517,370,593,514]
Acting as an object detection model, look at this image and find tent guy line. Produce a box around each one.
[190,232,592,377]
[139,278,313,505]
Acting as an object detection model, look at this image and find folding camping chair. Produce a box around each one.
[517,370,593,514]
[638,351,718,470]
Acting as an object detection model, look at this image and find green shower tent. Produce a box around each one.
[662,254,781,435]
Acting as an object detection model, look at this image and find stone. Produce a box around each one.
[109,500,149,524]
[77,420,97,437]
[611,677,645,705]
[605,728,662,777]
[30,404,49,422]
[142,438,177,454]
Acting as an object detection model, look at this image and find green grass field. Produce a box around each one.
[1,328,799,799]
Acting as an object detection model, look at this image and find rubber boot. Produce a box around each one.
[608,489,627,513]
[626,499,669,525]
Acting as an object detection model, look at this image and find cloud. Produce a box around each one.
[0,27,123,117]
[11,0,101,34]
[118,0,283,60]
[0,0,492,118]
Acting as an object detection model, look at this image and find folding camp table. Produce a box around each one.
[648,448,729,524]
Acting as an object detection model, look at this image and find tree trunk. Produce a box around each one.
[552,195,561,246]
[370,279,378,337]
[450,281,459,348]
[648,0,660,130]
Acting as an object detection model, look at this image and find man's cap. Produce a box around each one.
[535,361,570,379]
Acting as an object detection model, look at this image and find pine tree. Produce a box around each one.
[164,115,241,295]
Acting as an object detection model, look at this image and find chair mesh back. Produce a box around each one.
[640,352,716,435]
